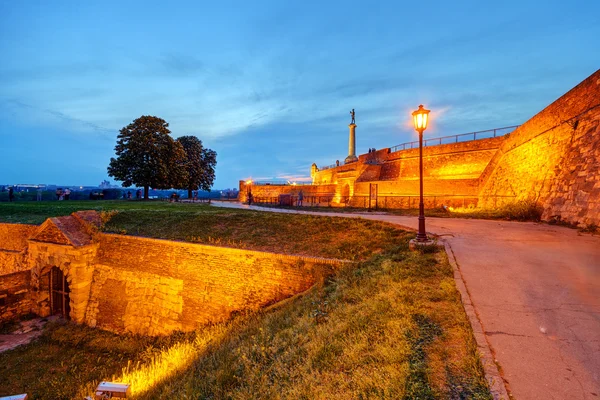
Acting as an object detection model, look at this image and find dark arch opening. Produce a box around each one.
[49,266,70,319]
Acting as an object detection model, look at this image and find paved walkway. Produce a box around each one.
[212,201,600,400]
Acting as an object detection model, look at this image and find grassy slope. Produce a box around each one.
[0,201,491,399]
[132,245,490,400]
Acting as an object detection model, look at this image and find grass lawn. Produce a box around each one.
[0,200,200,225]
[0,200,491,399]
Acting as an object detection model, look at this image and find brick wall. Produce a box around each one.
[89,234,344,335]
[479,69,600,226]
[0,270,33,323]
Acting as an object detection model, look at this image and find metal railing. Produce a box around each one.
[389,125,520,153]
[251,195,336,207]
[251,180,312,186]
[320,163,338,171]
[249,194,519,210]
[318,125,520,170]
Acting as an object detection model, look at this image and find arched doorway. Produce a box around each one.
[49,266,70,319]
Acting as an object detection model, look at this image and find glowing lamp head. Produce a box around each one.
[412,104,430,132]
[246,180,252,185]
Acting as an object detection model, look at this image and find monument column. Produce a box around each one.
[345,108,358,164]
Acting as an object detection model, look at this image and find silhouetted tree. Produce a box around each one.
[176,135,217,198]
[107,116,188,199]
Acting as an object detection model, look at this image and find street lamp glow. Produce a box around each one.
[412,105,430,132]
[411,104,432,245]
[246,180,252,185]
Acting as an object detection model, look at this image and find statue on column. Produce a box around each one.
[350,109,355,124]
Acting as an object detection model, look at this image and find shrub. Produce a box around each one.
[498,199,543,221]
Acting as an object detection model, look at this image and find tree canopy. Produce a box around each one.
[176,135,217,198]
[107,116,188,199]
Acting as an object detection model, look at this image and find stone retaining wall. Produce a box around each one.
[0,223,37,275]
[0,213,347,335]
[0,270,33,323]
[90,234,343,335]
[0,223,37,252]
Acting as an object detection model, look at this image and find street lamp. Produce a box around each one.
[412,105,430,242]
[246,180,253,205]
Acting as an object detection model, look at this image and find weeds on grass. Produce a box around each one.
[496,199,543,221]
[579,223,599,234]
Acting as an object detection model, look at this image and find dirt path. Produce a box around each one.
[213,201,600,400]
[0,318,53,353]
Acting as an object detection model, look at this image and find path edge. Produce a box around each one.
[442,239,510,400]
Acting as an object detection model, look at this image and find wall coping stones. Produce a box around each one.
[100,233,352,266]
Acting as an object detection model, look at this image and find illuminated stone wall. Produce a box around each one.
[1,213,345,334]
[238,138,503,208]
[28,240,98,323]
[479,69,600,226]
[0,223,37,275]
[243,70,599,225]
[239,182,339,204]
[0,271,33,322]
[0,223,37,251]
[382,137,505,180]
[89,234,341,335]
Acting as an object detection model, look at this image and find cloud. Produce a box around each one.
[160,54,204,76]
[1,99,114,140]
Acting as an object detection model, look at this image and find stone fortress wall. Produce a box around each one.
[0,223,38,275]
[0,212,344,335]
[0,270,33,322]
[478,71,600,226]
[240,69,600,226]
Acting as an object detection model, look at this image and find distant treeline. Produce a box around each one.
[0,188,238,202]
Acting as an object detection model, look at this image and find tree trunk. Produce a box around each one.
[188,188,193,199]
[144,186,149,200]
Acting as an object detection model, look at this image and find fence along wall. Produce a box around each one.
[239,182,338,204]
[479,69,600,226]
[87,234,343,335]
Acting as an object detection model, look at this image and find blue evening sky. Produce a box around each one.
[1,0,598,189]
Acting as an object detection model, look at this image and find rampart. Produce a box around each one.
[479,70,600,225]
[240,69,600,226]
[0,212,345,335]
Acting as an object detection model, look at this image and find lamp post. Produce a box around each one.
[246,180,252,205]
[412,105,430,242]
